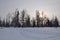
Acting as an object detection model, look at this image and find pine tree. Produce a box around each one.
[36,10,40,27]
[54,16,59,27]
[0,17,2,27]
[2,19,6,27]
[21,10,26,27]
[45,18,52,27]
[25,15,31,27]
[32,18,36,27]
[11,9,21,27]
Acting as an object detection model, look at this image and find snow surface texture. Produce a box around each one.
[0,27,60,40]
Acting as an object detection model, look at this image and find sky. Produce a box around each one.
[0,0,60,20]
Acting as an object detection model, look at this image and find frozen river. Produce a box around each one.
[0,27,60,40]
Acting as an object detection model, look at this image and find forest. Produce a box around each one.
[0,9,59,27]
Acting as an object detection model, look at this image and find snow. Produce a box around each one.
[0,27,60,40]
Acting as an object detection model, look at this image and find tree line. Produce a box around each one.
[0,9,59,27]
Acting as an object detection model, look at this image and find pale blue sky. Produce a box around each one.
[0,0,60,20]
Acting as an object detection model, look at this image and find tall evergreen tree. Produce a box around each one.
[25,15,31,27]
[21,10,26,27]
[36,10,40,27]
[6,13,11,27]
[2,19,6,27]
[45,18,52,27]
[11,9,21,27]
[53,16,59,27]
[32,18,36,27]
[0,17,2,27]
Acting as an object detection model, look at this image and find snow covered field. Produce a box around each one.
[0,27,60,40]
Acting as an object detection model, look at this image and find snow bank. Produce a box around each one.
[0,27,60,40]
